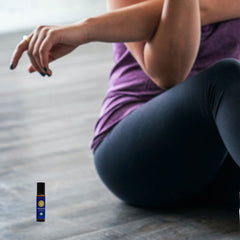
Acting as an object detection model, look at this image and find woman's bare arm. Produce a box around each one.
[77,0,202,89]
[144,0,201,89]
[10,0,203,78]
[203,0,240,23]
[83,0,201,89]
[107,0,240,89]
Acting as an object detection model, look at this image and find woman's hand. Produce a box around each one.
[9,23,88,76]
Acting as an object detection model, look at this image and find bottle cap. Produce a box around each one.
[37,182,45,195]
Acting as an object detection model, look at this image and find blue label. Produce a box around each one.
[36,196,45,220]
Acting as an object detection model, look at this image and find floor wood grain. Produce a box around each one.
[1,30,240,240]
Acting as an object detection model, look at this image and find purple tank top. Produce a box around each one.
[90,18,240,153]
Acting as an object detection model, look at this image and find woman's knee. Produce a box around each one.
[200,58,240,83]
[214,58,240,72]
[211,58,240,85]
[186,58,240,96]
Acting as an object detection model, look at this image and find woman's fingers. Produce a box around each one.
[10,25,62,76]
[28,65,36,73]
[28,28,46,75]
[34,29,54,75]
[29,26,56,76]
[39,32,55,75]
[10,34,32,69]
[28,51,55,73]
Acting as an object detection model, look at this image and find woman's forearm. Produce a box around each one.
[73,0,163,44]
[144,0,201,89]
[67,0,207,46]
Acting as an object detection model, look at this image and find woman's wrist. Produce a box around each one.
[59,20,91,47]
[80,17,97,43]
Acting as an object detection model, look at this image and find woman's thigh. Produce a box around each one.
[93,59,239,209]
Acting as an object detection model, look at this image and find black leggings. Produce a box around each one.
[93,58,240,210]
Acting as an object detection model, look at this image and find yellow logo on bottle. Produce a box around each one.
[38,200,45,207]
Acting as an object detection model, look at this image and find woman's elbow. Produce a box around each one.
[152,76,183,90]
[145,65,186,90]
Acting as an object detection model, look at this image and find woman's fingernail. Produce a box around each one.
[43,67,47,72]
[46,73,51,77]
[39,72,45,77]
[9,63,13,70]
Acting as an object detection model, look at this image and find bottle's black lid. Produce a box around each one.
[37,182,45,195]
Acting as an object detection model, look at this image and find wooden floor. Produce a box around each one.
[1,30,240,240]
